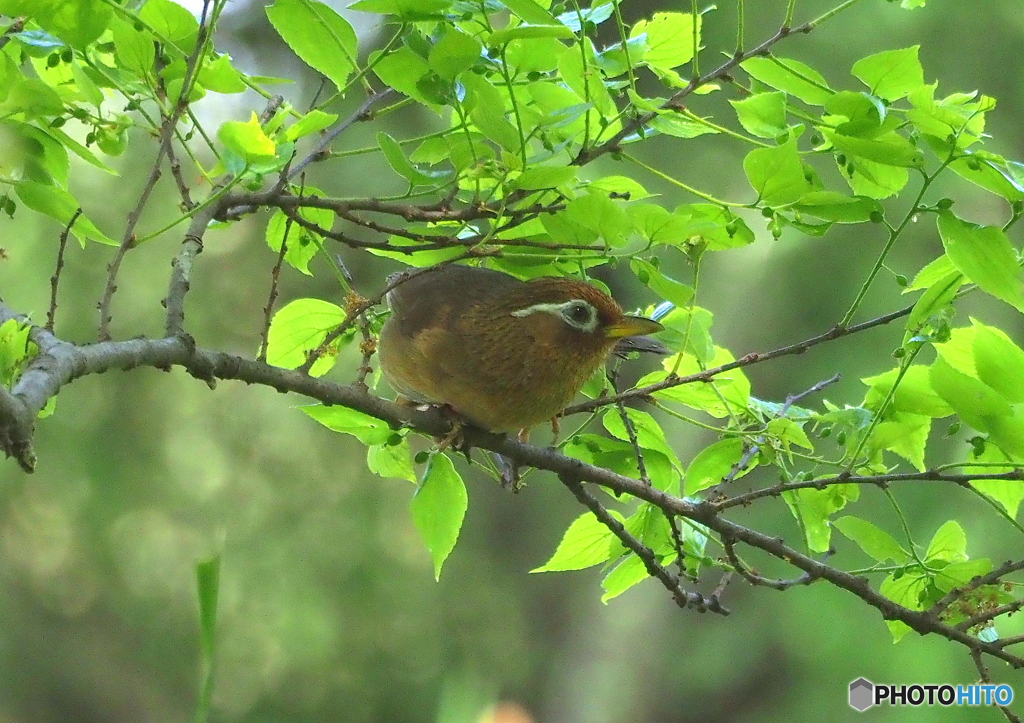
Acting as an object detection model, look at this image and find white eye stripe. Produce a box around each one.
[511,299,599,332]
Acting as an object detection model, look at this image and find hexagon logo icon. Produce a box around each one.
[849,678,874,712]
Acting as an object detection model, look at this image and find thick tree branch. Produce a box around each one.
[1,299,1020,668]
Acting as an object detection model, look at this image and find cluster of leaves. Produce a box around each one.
[3,0,1024,669]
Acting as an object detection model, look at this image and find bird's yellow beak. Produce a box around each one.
[604,315,664,339]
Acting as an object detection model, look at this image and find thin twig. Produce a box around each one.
[723,536,825,590]
[286,88,396,181]
[930,559,1024,615]
[561,475,730,615]
[98,0,214,341]
[258,217,291,363]
[47,208,81,331]
[716,469,1024,511]
[971,649,1021,723]
[562,304,916,418]
[0,17,25,50]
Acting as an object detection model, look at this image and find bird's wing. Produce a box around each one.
[384,265,523,338]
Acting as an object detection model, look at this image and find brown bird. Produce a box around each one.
[377,265,664,433]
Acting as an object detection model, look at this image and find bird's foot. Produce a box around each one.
[493,452,524,492]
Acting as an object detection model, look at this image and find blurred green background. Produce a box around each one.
[2,1,1023,721]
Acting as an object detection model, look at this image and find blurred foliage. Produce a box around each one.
[1,0,1024,722]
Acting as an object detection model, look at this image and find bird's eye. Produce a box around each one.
[562,301,595,330]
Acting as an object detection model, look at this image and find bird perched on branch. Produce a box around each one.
[378,265,665,434]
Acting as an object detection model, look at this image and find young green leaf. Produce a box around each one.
[684,437,744,495]
[265,298,347,376]
[741,57,832,105]
[729,91,787,138]
[630,12,700,70]
[303,404,395,445]
[410,453,467,580]
[743,139,812,207]
[937,212,1024,313]
[531,511,623,572]
[629,258,693,308]
[924,520,967,563]
[833,516,908,563]
[266,0,358,92]
[851,46,924,101]
[217,112,276,163]
[14,181,114,245]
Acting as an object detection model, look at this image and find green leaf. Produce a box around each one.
[929,356,1010,433]
[630,258,693,307]
[0,78,63,119]
[825,91,885,137]
[823,129,924,168]
[792,191,882,223]
[218,112,276,163]
[563,193,630,247]
[766,417,813,451]
[487,24,574,46]
[500,0,558,24]
[880,571,927,641]
[428,29,482,81]
[867,411,930,471]
[938,212,1024,313]
[348,0,452,18]
[673,204,754,250]
[302,404,395,445]
[907,255,957,291]
[833,516,908,563]
[139,0,198,44]
[265,207,331,275]
[630,12,699,70]
[197,54,248,94]
[729,91,787,138]
[601,408,683,490]
[862,365,953,418]
[372,46,435,107]
[973,323,1024,404]
[511,165,577,191]
[377,131,439,186]
[964,444,1024,518]
[924,520,967,563]
[851,46,924,101]
[783,484,859,553]
[743,139,812,206]
[648,114,718,139]
[741,56,832,105]
[557,2,614,32]
[645,346,750,417]
[283,109,338,142]
[265,298,347,376]
[411,453,467,580]
[367,439,416,482]
[531,511,622,572]
[40,0,113,49]
[601,554,649,602]
[461,72,520,152]
[684,437,744,495]
[14,181,114,245]
[839,155,909,199]
[266,0,358,92]
[588,175,652,200]
[905,271,961,334]
[934,559,993,593]
[111,17,154,74]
